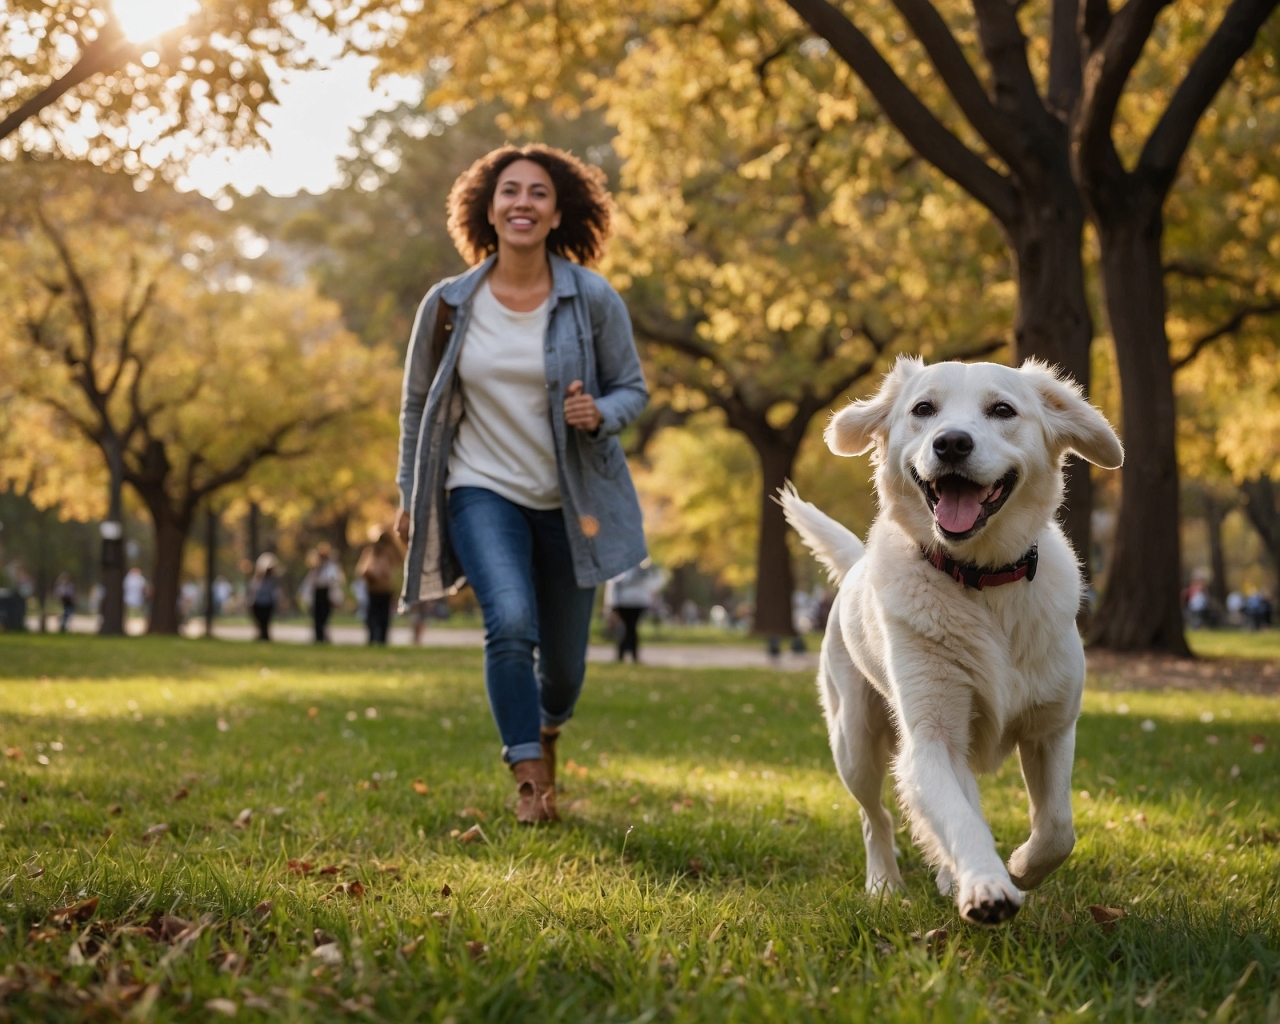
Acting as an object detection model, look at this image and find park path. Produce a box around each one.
[28,613,820,671]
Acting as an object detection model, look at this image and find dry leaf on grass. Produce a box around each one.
[1088,905,1127,932]
[312,942,343,967]
[567,798,590,813]
[761,940,779,965]
[332,880,366,898]
[458,807,487,820]
[50,896,99,924]
[287,860,314,876]
[26,865,45,879]
[465,940,487,960]
[441,883,453,897]
[252,900,273,918]
[205,996,238,1016]
[412,779,429,795]
[457,824,488,844]
[307,707,320,718]
[4,747,23,760]
[173,787,189,801]
[686,858,704,878]
[401,935,424,956]
[233,809,253,829]
[318,865,340,876]
[141,823,169,842]
[106,804,122,816]
[563,759,589,780]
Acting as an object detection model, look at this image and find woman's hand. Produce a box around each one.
[395,508,411,545]
[563,380,603,432]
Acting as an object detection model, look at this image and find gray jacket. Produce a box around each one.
[397,254,649,608]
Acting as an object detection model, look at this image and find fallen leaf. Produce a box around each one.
[563,759,589,780]
[457,824,488,844]
[312,942,343,967]
[412,779,429,795]
[1088,905,1126,932]
[173,787,189,801]
[26,865,45,879]
[318,865,340,876]
[912,927,948,953]
[287,860,314,876]
[205,997,238,1016]
[141,823,169,842]
[761,939,779,965]
[4,747,22,760]
[567,798,590,813]
[49,896,99,923]
[686,858,704,878]
[307,707,319,718]
[252,900,273,918]
[233,809,253,829]
[107,804,122,815]
[379,864,401,875]
[628,794,642,805]
[356,780,379,791]
[458,807,487,820]
[465,940,487,960]
[708,921,725,941]
[672,798,694,812]
[441,883,453,897]
[333,880,366,898]
[401,935,424,956]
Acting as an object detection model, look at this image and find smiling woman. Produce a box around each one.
[111,0,201,43]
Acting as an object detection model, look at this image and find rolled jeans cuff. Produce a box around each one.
[541,706,575,730]
[503,742,543,765]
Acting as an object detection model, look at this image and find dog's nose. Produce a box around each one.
[932,430,974,463]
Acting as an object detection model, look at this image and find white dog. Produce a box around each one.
[780,357,1122,925]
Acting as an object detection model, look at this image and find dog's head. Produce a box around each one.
[825,357,1123,565]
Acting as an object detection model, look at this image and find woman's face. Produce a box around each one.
[488,159,561,254]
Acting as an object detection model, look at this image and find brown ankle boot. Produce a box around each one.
[512,757,558,824]
[540,728,560,789]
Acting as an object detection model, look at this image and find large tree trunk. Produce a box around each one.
[1090,214,1190,655]
[751,436,801,638]
[1006,193,1096,593]
[144,502,191,636]
[1240,475,1280,577]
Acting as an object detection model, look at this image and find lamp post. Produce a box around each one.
[0,1,201,142]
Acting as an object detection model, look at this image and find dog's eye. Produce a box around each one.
[989,401,1017,419]
[912,401,935,418]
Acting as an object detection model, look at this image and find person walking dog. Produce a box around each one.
[396,144,648,824]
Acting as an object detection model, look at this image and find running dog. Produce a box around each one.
[780,357,1122,924]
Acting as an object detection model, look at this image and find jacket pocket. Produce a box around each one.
[585,434,625,480]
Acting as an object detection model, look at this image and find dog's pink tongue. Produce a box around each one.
[935,481,984,533]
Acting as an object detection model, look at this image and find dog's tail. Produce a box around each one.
[777,482,865,585]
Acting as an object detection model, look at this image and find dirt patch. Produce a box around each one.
[1087,650,1280,694]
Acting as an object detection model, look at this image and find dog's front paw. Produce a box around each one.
[1007,829,1075,890]
[935,864,955,896]
[866,873,905,896]
[957,875,1022,926]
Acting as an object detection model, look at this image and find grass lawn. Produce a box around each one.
[0,636,1277,1022]
[1189,630,1280,662]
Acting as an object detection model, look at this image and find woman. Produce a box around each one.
[299,543,345,643]
[396,145,648,824]
[356,525,399,645]
[248,553,281,641]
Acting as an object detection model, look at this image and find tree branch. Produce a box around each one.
[1171,300,1280,371]
[1138,0,1280,197]
[1048,0,1084,117]
[969,0,1055,137]
[1074,0,1167,192]
[782,0,1019,223]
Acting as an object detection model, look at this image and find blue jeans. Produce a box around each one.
[447,487,597,764]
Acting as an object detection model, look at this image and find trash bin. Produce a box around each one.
[0,590,27,631]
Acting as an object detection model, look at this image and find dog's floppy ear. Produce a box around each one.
[826,356,921,457]
[1021,359,1124,469]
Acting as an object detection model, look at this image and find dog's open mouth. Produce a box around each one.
[911,467,1017,540]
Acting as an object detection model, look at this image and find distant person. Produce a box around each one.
[123,567,148,621]
[604,561,667,663]
[248,553,281,641]
[356,526,399,646]
[53,572,76,633]
[299,543,345,643]
[395,145,648,824]
[212,575,233,616]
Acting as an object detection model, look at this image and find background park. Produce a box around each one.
[1,0,1279,1020]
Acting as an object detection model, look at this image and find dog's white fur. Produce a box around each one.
[781,357,1122,925]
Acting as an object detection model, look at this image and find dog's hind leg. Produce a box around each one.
[819,613,901,894]
[1007,725,1077,890]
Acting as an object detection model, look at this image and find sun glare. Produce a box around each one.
[111,0,201,44]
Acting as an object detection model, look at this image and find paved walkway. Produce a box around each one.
[26,614,820,671]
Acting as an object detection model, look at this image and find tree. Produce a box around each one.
[600,14,1012,635]
[1,0,317,173]
[0,160,398,634]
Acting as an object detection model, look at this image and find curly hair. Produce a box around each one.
[446,144,613,267]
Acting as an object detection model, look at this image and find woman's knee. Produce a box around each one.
[484,594,538,645]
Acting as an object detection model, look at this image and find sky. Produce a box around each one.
[177,52,421,199]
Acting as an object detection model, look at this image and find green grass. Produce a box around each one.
[0,636,1277,1022]
[1189,629,1280,661]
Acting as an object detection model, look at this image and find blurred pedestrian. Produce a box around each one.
[395,145,648,824]
[248,553,281,641]
[212,575,232,616]
[299,543,345,643]
[53,572,76,633]
[123,567,148,622]
[356,525,399,646]
[604,561,667,663]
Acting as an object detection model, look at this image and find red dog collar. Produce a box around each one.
[923,543,1038,590]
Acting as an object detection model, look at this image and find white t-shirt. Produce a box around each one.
[446,279,561,509]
